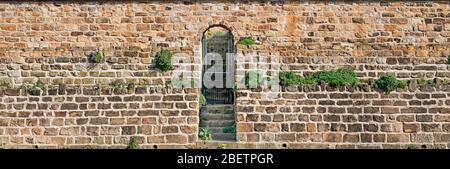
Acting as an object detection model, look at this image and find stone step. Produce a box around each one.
[211,133,235,141]
[201,104,234,112]
[200,113,234,121]
[207,127,227,133]
[198,104,236,141]
[201,108,234,114]
[200,120,235,128]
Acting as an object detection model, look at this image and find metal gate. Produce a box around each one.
[202,30,234,104]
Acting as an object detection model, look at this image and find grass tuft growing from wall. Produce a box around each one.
[373,75,406,93]
[279,69,359,87]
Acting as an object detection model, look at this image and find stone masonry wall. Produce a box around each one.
[0,1,450,148]
[236,83,450,149]
[234,52,450,148]
[235,45,450,149]
[0,86,199,149]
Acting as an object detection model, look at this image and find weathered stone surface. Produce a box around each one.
[0,1,449,149]
[61,103,78,110]
[121,126,137,135]
[343,134,360,143]
[165,135,187,144]
[387,134,410,143]
[323,133,342,142]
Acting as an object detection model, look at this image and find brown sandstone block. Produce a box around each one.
[275,133,295,142]
[323,133,342,142]
[165,135,187,144]
[343,134,359,143]
[290,123,306,132]
[387,134,410,143]
[237,123,253,132]
[61,103,78,110]
[121,126,137,135]
[162,126,178,133]
[138,125,153,135]
[44,128,58,136]
[422,124,441,132]
[403,123,420,133]
[147,136,165,143]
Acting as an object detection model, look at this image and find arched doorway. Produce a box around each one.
[199,25,236,141]
[201,26,234,104]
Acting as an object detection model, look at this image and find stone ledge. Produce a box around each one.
[0,86,200,97]
[235,83,450,93]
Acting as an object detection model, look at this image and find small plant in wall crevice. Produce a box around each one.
[407,144,417,149]
[237,37,256,45]
[21,80,45,95]
[279,69,359,87]
[155,49,173,72]
[127,137,140,149]
[199,128,212,141]
[217,144,227,149]
[199,94,206,107]
[89,51,103,63]
[373,74,406,93]
[279,71,315,86]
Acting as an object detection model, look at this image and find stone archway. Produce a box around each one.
[199,25,236,141]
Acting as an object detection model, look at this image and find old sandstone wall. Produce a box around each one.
[0,1,449,148]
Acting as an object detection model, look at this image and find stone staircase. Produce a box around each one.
[199,104,236,141]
